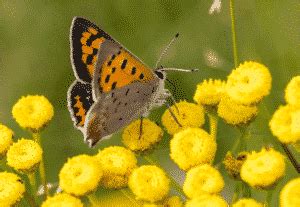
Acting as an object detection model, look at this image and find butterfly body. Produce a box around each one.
[68,17,169,147]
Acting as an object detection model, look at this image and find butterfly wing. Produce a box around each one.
[84,80,159,147]
[67,81,94,130]
[70,16,156,89]
[70,17,113,83]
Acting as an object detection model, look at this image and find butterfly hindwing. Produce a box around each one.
[84,80,159,147]
[70,17,113,83]
[67,80,94,130]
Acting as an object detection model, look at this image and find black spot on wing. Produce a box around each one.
[121,59,127,69]
[131,67,136,75]
[105,75,110,83]
[112,82,117,90]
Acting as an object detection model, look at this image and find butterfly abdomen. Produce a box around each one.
[68,81,94,129]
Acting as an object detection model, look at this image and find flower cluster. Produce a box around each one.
[270,76,300,144]
[0,95,54,206]
[2,59,299,207]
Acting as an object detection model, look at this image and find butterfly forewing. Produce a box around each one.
[70,17,113,83]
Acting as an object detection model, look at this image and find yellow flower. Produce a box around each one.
[280,177,300,207]
[0,124,13,156]
[185,194,228,207]
[143,204,162,207]
[122,119,163,151]
[128,165,170,202]
[161,101,205,135]
[269,105,300,143]
[240,148,285,189]
[6,138,42,173]
[12,95,54,131]
[217,96,258,125]
[223,151,247,179]
[59,154,102,196]
[170,128,216,171]
[0,172,25,206]
[41,193,83,207]
[183,164,224,198]
[292,142,300,152]
[95,146,137,189]
[226,61,272,105]
[194,79,226,106]
[163,196,183,207]
[285,76,300,107]
[232,198,263,207]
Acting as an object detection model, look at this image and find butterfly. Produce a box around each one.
[67,17,171,147]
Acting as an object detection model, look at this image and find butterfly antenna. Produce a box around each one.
[161,68,199,72]
[155,33,180,69]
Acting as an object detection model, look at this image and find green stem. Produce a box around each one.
[231,182,240,204]
[24,191,38,207]
[265,190,273,206]
[120,189,140,206]
[32,133,48,198]
[87,193,99,206]
[230,0,239,67]
[143,155,185,197]
[27,173,36,195]
[208,113,218,140]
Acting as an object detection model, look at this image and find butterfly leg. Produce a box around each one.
[138,117,143,140]
[165,103,182,127]
[167,94,179,113]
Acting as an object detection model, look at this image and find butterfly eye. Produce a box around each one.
[154,70,164,79]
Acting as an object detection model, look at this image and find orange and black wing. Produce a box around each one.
[94,43,156,95]
[67,81,94,130]
[70,17,113,83]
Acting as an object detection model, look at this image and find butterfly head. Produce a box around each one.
[154,69,167,80]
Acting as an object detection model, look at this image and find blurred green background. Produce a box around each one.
[1,0,300,206]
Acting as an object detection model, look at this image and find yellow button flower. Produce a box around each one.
[285,76,300,107]
[269,105,300,143]
[240,148,285,189]
[183,164,224,198]
[163,196,183,207]
[185,194,228,207]
[194,79,226,106]
[161,101,205,135]
[41,193,83,207]
[0,124,13,156]
[232,198,263,207]
[143,204,163,207]
[226,61,272,105]
[217,96,258,126]
[128,165,170,202]
[59,154,102,196]
[122,119,163,151]
[280,177,300,207]
[0,172,25,206]
[223,151,247,179]
[95,146,137,189]
[170,128,216,171]
[12,95,54,132]
[7,138,42,173]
